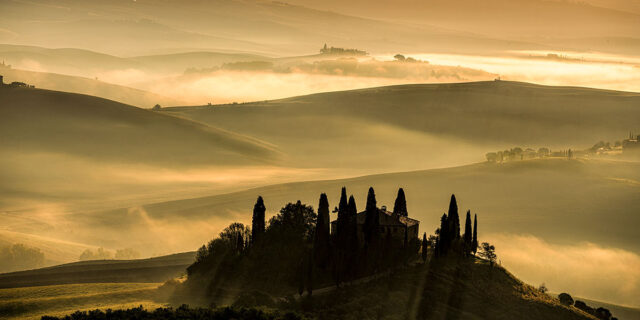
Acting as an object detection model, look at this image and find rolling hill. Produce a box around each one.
[0,0,547,57]
[94,158,640,254]
[0,251,194,289]
[0,44,272,79]
[163,81,640,171]
[0,67,183,107]
[0,86,277,166]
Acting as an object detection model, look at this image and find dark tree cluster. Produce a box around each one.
[42,305,305,320]
[434,195,479,258]
[186,187,421,301]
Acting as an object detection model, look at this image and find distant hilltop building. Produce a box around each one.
[320,43,367,56]
[622,132,640,154]
[331,205,419,245]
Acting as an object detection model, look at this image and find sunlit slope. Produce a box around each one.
[0,67,182,107]
[0,86,277,166]
[163,81,640,170]
[0,283,163,320]
[97,158,640,253]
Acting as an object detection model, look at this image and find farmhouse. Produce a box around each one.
[330,206,420,245]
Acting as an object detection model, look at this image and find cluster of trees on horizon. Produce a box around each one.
[486,146,574,162]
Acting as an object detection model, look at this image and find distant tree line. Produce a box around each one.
[0,243,44,273]
[79,247,140,261]
[486,146,575,162]
[319,44,367,56]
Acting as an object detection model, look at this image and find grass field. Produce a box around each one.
[0,283,165,320]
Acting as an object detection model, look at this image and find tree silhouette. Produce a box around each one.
[472,214,478,255]
[447,194,460,240]
[364,187,378,249]
[393,188,408,217]
[252,196,266,244]
[464,210,472,256]
[438,214,448,256]
[313,193,331,268]
[479,242,496,266]
[337,187,349,246]
[421,233,428,262]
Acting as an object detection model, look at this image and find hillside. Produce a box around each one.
[97,158,640,254]
[0,252,194,289]
[88,158,640,307]
[0,86,276,166]
[0,44,272,79]
[0,0,545,57]
[289,258,596,320]
[0,67,182,107]
[163,81,640,170]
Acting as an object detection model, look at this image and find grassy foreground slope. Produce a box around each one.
[0,283,163,320]
[164,81,640,170]
[296,258,595,320]
[0,252,194,289]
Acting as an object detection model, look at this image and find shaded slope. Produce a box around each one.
[163,81,640,170]
[303,259,595,320]
[0,252,195,289]
[0,86,277,166]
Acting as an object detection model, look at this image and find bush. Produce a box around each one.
[558,293,573,306]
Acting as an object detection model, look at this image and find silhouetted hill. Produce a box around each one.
[292,258,596,320]
[0,252,195,289]
[163,81,640,170]
[0,86,277,166]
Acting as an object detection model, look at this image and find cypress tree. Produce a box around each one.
[393,188,408,217]
[421,233,428,262]
[314,193,331,267]
[337,187,349,240]
[438,213,448,255]
[448,194,460,239]
[364,187,378,247]
[347,195,359,249]
[472,214,478,255]
[251,196,266,244]
[464,210,472,255]
[346,195,359,279]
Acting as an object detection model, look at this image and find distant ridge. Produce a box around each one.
[0,252,195,288]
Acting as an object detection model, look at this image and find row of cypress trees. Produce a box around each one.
[435,194,478,257]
